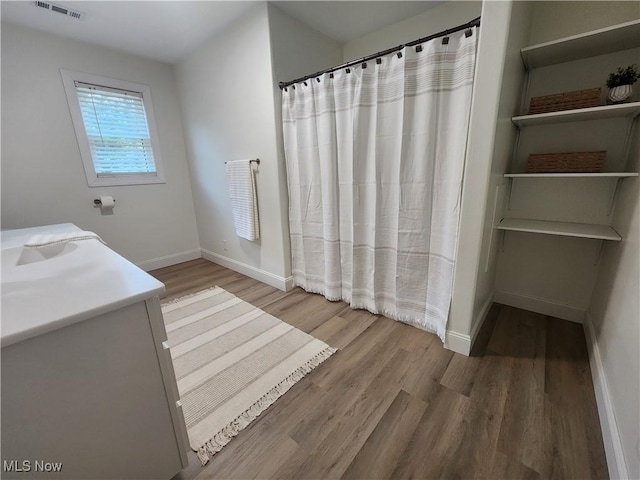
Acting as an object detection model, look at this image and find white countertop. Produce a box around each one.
[1,223,165,347]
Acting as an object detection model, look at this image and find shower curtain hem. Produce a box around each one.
[292,279,446,341]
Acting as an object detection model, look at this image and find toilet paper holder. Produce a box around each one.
[93,198,116,207]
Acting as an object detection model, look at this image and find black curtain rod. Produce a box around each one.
[279,16,480,90]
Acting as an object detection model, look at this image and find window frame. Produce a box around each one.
[60,69,166,187]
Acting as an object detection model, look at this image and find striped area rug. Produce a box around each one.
[162,287,337,465]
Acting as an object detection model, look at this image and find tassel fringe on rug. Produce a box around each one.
[195,346,335,465]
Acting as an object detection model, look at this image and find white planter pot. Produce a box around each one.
[607,84,633,103]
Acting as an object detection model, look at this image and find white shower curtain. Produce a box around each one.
[282,28,477,341]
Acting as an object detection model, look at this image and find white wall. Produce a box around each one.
[585,115,640,478]
[174,3,341,290]
[445,0,516,354]
[175,4,286,286]
[1,22,200,270]
[266,3,343,277]
[528,1,640,45]
[343,1,481,62]
[467,0,533,342]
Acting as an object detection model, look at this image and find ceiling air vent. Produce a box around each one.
[33,1,85,20]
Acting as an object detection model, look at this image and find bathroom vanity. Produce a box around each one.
[1,224,189,479]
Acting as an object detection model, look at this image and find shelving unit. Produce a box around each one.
[512,102,640,127]
[497,218,621,241]
[501,20,640,248]
[491,17,640,327]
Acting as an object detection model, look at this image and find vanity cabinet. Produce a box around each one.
[1,224,188,479]
[1,298,189,479]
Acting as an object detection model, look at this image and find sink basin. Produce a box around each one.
[1,223,166,348]
[16,243,79,265]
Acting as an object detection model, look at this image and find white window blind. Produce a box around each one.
[75,81,157,176]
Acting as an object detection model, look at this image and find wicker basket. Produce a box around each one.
[527,151,606,173]
[529,88,601,114]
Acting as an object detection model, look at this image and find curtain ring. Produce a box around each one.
[442,36,449,45]
[415,45,423,53]
[376,58,382,65]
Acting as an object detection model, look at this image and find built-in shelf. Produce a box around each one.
[502,19,635,255]
[497,218,621,241]
[521,19,640,69]
[512,102,640,128]
[504,172,639,178]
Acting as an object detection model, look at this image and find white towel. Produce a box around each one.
[24,231,106,248]
[226,160,260,241]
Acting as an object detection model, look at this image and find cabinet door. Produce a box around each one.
[145,296,190,467]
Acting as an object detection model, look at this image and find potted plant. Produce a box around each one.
[606,64,639,103]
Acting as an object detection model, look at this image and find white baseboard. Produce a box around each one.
[201,248,292,292]
[445,330,471,355]
[284,275,294,291]
[445,292,495,356]
[584,311,628,480]
[470,293,494,346]
[136,249,201,272]
[494,290,585,323]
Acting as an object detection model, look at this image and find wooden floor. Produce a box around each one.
[153,259,608,480]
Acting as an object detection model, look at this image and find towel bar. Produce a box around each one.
[225,159,260,165]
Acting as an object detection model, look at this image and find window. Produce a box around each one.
[61,70,165,186]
